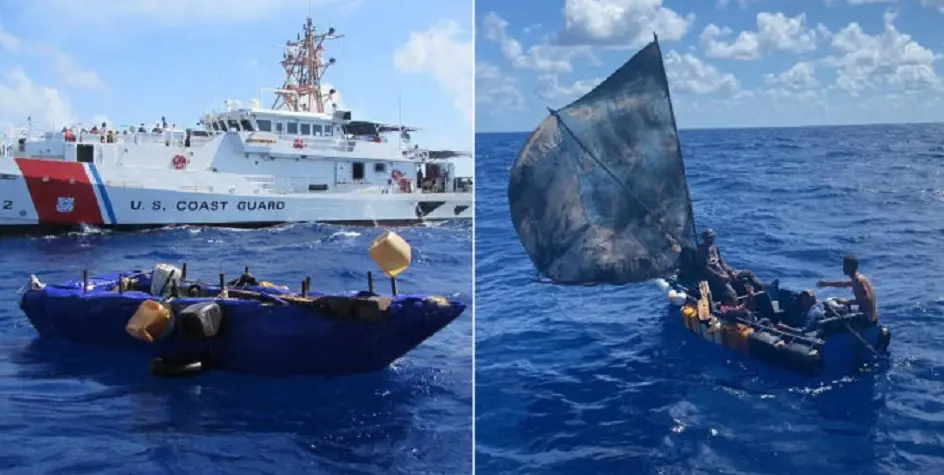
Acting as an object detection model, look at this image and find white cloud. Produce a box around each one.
[0,22,100,90]
[393,20,473,123]
[920,0,944,12]
[534,74,601,103]
[476,61,525,111]
[716,0,763,9]
[701,12,829,60]
[480,12,593,73]
[0,24,20,52]
[556,0,694,47]
[664,51,739,94]
[0,67,75,132]
[823,11,942,95]
[31,45,101,90]
[764,62,819,89]
[0,25,85,135]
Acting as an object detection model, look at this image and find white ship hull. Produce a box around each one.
[0,157,472,230]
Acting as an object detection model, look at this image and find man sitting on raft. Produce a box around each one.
[719,286,756,323]
[816,254,878,323]
[776,289,825,335]
[696,229,765,300]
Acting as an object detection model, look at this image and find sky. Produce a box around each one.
[0,0,473,173]
[476,0,944,132]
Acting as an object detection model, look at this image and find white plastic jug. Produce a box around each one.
[150,263,182,297]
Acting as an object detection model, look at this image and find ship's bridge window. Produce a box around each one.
[324,125,334,136]
[352,162,365,180]
[256,119,272,132]
[275,122,283,134]
[313,124,322,136]
[240,119,255,132]
[191,130,210,138]
[227,119,240,131]
[218,121,228,132]
[374,163,386,173]
[301,123,311,135]
[210,122,220,131]
[287,122,298,135]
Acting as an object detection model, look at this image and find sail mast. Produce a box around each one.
[654,31,698,247]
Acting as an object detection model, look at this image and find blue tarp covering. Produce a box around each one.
[508,38,696,285]
[20,271,466,376]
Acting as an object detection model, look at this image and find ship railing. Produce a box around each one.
[270,135,357,153]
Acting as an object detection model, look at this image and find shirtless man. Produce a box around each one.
[816,254,877,322]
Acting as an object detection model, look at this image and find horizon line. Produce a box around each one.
[475,119,944,135]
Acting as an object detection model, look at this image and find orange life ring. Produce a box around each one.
[172,154,187,169]
[293,137,305,149]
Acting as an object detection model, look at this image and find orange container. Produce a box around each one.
[126,300,172,343]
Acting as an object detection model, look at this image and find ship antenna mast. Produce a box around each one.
[271,17,343,113]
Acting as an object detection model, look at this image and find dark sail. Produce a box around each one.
[507,37,696,285]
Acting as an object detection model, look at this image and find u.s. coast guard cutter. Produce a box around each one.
[0,17,472,232]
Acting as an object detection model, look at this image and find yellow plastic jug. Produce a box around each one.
[126,300,172,343]
[368,231,412,277]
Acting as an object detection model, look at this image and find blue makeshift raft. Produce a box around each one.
[663,277,891,378]
[19,265,465,377]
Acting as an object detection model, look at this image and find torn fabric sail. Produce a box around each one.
[508,37,697,285]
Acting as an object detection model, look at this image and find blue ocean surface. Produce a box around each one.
[0,222,472,475]
[475,124,944,474]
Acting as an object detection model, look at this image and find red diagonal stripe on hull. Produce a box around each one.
[15,158,104,225]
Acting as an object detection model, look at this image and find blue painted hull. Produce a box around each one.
[19,271,465,376]
[666,304,885,380]
[665,279,890,379]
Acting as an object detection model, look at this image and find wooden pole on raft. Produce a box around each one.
[219,273,225,291]
[171,279,178,298]
[118,273,124,294]
[82,270,88,294]
[367,271,374,294]
[181,263,187,281]
[304,276,311,298]
[390,276,398,296]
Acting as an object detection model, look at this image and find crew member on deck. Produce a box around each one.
[696,229,764,300]
[817,254,877,322]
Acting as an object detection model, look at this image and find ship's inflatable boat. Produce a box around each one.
[18,232,466,377]
[663,277,891,377]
